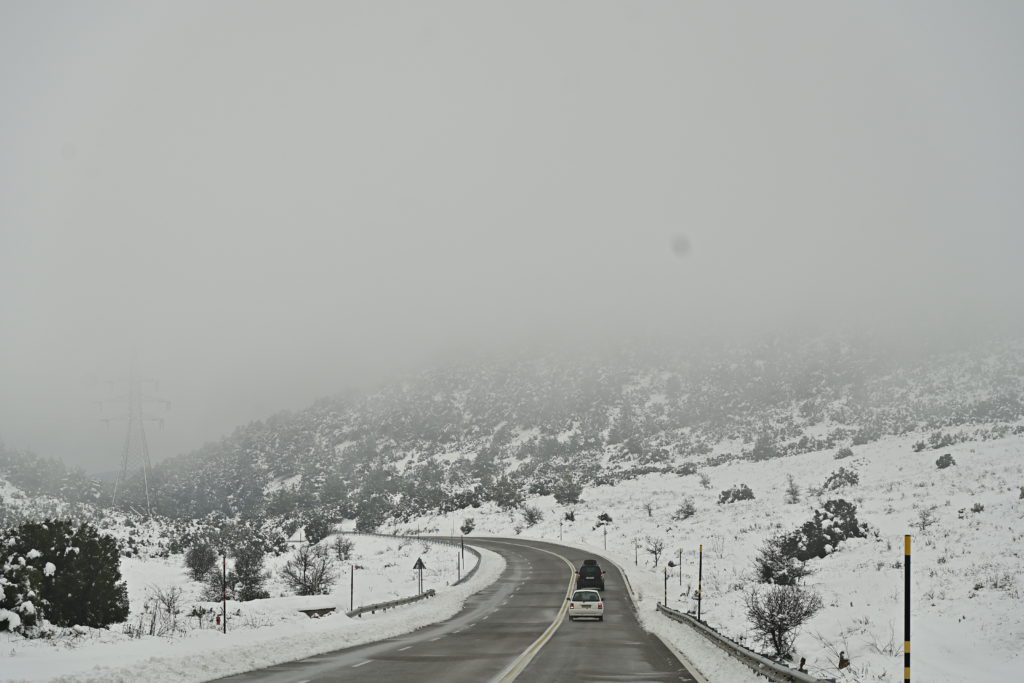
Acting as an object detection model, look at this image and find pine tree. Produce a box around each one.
[1,519,128,629]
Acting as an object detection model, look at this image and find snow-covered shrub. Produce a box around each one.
[551,476,583,505]
[718,484,755,504]
[303,511,334,545]
[834,447,854,460]
[754,535,810,586]
[459,518,476,535]
[564,510,575,522]
[821,467,859,491]
[936,453,956,469]
[522,505,543,527]
[1,519,128,631]
[698,472,712,489]
[493,476,524,511]
[672,499,696,521]
[281,544,337,596]
[745,585,823,658]
[185,543,217,581]
[795,499,867,559]
[596,512,613,526]
[333,535,355,560]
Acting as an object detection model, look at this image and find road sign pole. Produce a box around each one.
[603,527,607,550]
[663,566,668,606]
[679,549,682,586]
[350,564,355,612]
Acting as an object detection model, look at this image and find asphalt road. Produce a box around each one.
[216,538,700,683]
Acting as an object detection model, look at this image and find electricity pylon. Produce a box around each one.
[99,363,170,514]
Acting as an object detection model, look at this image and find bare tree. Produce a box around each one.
[784,474,801,504]
[914,506,938,533]
[642,502,655,517]
[745,585,823,658]
[282,544,338,596]
[644,536,666,566]
[146,585,185,636]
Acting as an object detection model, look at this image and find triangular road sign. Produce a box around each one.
[413,557,426,570]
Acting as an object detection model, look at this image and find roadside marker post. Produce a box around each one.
[905,535,911,682]
[697,544,703,622]
[221,553,227,634]
[678,549,682,586]
[663,566,668,606]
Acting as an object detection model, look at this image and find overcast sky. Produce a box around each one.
[2,1,1023,472]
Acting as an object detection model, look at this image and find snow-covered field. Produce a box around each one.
[1,534,497,683]
[394,433,1024,683]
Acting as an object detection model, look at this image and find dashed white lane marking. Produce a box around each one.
[430,636,442,641]
[398,646,412,651]
[353,660,371,668]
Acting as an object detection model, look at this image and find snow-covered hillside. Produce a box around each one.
[393,432,1024,683]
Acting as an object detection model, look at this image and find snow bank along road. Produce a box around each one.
[217,538,701,682]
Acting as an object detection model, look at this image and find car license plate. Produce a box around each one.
[582,605,591,609]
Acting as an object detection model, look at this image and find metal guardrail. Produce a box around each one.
[346,588,436,618]
[655,603,827,683]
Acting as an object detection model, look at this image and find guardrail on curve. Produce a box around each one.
[655,602,829,683]
[346,589,436,618]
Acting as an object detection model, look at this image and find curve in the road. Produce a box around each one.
[215,537,702,683]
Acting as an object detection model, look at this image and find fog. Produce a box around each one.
[2,1,1023,472]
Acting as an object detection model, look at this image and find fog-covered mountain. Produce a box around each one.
[100,335,1024,527]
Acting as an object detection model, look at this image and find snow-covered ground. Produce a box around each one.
[393,433,1024,683]
[1,534,497,683]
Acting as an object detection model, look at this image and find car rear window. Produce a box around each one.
[580,566,601,576]
[573,591,600,602]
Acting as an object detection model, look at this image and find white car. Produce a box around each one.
[567,589,604,621]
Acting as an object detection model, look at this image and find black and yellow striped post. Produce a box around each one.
[904,534,911,682]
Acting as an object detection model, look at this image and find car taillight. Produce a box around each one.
[569,603,575,608]
[598,603,603,608]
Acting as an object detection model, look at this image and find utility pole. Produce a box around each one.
[100,360,169,515]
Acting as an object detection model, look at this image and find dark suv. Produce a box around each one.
[576,559,606,591]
